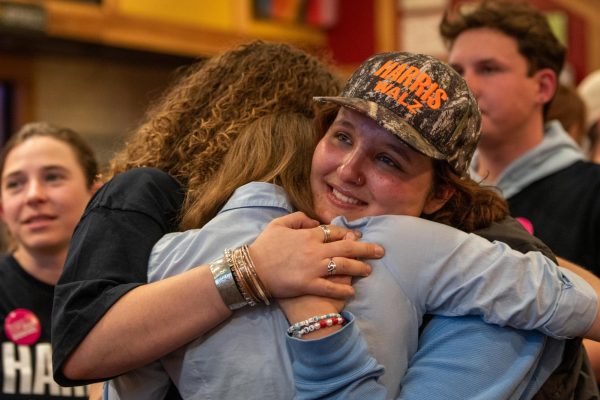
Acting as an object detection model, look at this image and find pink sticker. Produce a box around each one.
[515,217,534,235]
[4,308,41,345]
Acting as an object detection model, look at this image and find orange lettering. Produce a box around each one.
[427,88,448,109]
[386,86,402,101]
[385,64,408,82]
[420,82,439,102]
[409,72,433,97]
[374,60,399,78]
[397,91,409,106]
[407,100,423,114]
[374,80,394,94]
[396,66,420,87]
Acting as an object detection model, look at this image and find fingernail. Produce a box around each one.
[344,232,358,240]
[375,245,385,257]
[353,230,362,238]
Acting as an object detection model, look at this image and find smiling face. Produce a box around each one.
[310,107,450,223]
[0,136,94,256]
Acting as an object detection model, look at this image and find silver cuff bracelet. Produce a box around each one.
[209,256,248,310]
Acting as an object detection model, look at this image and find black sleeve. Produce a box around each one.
[474,216,558,263]
[51,167,185,386]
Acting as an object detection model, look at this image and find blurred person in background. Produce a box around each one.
[547,83,588,148]
[0,122,98,399]
[440,0,600,391]
[578,69,600,164]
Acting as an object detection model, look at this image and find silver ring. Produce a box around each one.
[319,225,331,243]
[327,258,337,276]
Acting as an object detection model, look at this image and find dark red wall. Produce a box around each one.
[326,0,375,65]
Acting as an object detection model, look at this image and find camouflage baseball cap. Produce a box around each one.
[315,52,480,176]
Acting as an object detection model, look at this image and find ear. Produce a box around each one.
[423,185,455,215]
[534,68,557,106]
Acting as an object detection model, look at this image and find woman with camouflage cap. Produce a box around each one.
[281,51,600,399]
[110,52,600,399]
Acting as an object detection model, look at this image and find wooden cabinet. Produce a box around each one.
[1,0,327,57]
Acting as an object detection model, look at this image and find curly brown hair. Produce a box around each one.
[107,41,341,226]
[426,161,508,232]
[315,104,508,232]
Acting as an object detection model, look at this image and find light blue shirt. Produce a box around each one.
[106,182,597,399]
[290,314,563,399]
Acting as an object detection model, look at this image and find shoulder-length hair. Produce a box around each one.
[180,113,318,229]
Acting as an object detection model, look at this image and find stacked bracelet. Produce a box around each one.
[287,313,346,338]
[208,256,248,310]
[210,245,272,311]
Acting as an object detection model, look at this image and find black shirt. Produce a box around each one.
[51,168,184,387]
[0,255,88,398]
[509,160,600,275]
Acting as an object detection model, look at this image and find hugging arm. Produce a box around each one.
[52,168,184,385]
[286,217,594,398]
[287,314,560,400]
[476,218,600,341]
[298,215,598,340]
[557,256,600,340]
[52,169,382,384]
[288,312,386,400]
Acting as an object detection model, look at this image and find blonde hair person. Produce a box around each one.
[52,41,383,385]
[0,122,97,398]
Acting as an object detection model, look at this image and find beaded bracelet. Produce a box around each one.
[287,313,345,338]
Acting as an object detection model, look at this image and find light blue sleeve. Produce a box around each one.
[398,316,563,400]
[335,215,598,339]
[287,312,387,400]
[287,314,563,400]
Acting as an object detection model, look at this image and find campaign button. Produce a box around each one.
[4,308,41,345]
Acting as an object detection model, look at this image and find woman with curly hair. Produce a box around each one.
[110,53,599,399]
[51,41,383,387]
